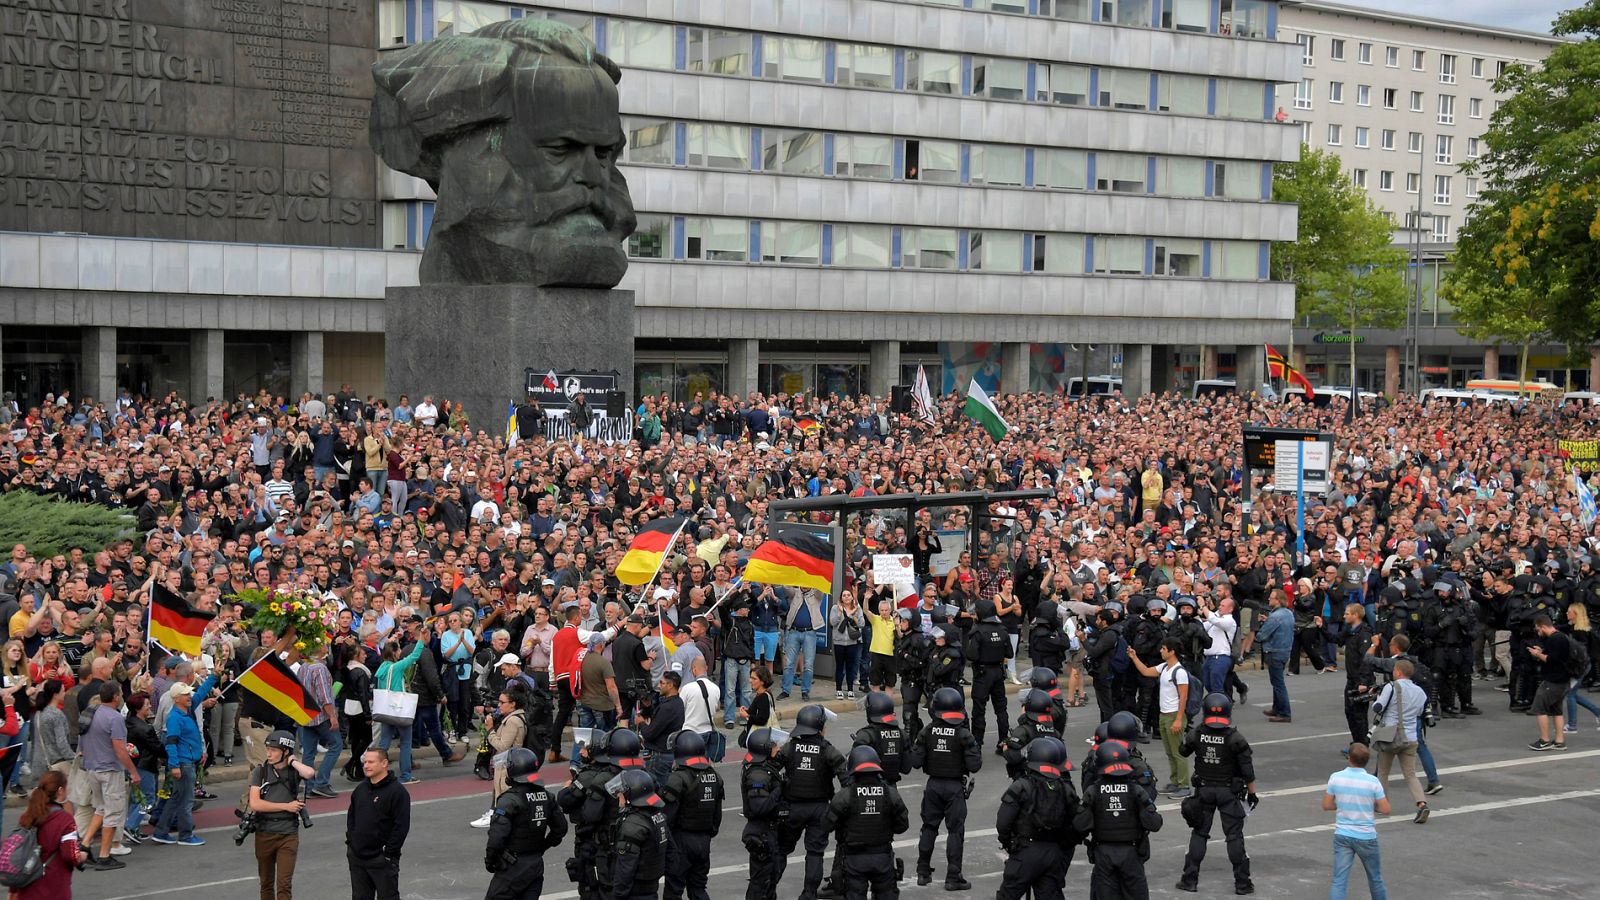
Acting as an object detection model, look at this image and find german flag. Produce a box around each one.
[794,416,823,433]
[237,653,321,726]
[744,530,834,593]
[615,517,685,586]
[148,585,214,657]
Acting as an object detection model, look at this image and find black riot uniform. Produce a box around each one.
[778,706,849,900]
[1129,601,1169,734]
[1101,713,1159,804]
[1000,690,1057,779]
[610,770,671,900]
[1026,668,1069,737]
[996,737,1080,900]
[1072,743,1164,900]
[662,731,724,900]
[1167,600,1208,717]
[1176,693,1256,895]
[557,729,645,900]
[740,729,790,900]
[484,748,569,900]
[824,747,911,900]
[965,600,1013,748]
[926,627,966,696]
[908,687,983,889]
[894,613,932,735]
[1028,603,1070,674]
[821,694,910,899]
[1342,616,1377,747]
[1422,582,1481,715]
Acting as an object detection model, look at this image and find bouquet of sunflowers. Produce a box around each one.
[236,586,335,653]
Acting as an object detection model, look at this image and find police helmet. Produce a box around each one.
[1094,741,1133,778]
[847,745,883,775]
[930,687,967,722]
[865,691,897,725]
[1174,596,1198,612]
[1027,667,1060,692]
[1103,600,1125,619]
[1146,597,1167,616]
[975,599,999,622]
[266,730,297,753]
[744,728,778,763]
[503,746,541,785]
[1024,736,1067,777]
[608,728,644,767]
[1023,690,1054,722]
[1106,711,1141,743]
[671,730,710,768]
[1032,603,1060,625]
[1202,691,1233,728]
[583,728,612,763]
[793,704,828,737]
[1091,722,1110,746]
[1433,581,1454,598]
[931,626,952,644]
[619,769,662,808]
[1379,584,1406,606]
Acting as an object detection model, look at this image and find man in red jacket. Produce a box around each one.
[549,600,617,763]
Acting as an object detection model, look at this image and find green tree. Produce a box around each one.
[1271,145,1408,388]
[1450,3,1600,350]
[0,492,135,558]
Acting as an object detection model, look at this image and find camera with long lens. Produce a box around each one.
[233,808,257,846]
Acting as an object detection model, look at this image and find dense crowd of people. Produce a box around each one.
[1,382,1598,898]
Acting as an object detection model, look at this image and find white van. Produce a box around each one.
[1065,376,1122,397]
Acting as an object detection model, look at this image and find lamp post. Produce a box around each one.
[1406,204,1435,396]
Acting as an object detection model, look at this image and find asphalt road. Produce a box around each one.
[96,667,1600,900]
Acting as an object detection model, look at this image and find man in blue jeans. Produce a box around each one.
[1200,598,1239,696]
[1323,743,1390,900]
[296,644,343,798]
[779,587,828,700]
[152,681,208,846]
[1256,589,1296,722]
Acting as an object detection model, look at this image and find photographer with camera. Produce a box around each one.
[247,730,316,900]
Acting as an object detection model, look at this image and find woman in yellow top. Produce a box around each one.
[867,598,898,694]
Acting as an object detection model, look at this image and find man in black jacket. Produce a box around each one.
[346,749,411,900]
[719,598,757,729]
[1340,603,1376,751]
[1084,609,1123,725]
[639,671,685,789]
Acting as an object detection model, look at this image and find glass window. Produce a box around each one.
[1440,54,1457,84]
[1351,168,1367,188]
[1379,170,1393,191]
[1218,0,1268,39]
[1215,79,1262,118]
[523,10,595,38]
[685,217,748,262]
[1092,236,1144,275]
[902,228,959,269]
[907,51,961,94]
[765,37,825,83]
[1383,88,1396,109]
[1035,148,1088,190]
[970,231,1024,273]
[1100,69,1149,110]
[1438,94,1455,125]
[835,135,893,180]
[1159,74,1209,115]
[686,123,751,170]
[608,19,674,70]
[1412,49,1425,71]
[971,145,1025,186]
[437,1,505,37]
[1104,0,1151,27]
[1329,81,1343,103]
[628,214,670,259]
[758,363,811,397]
[1213,160,1263,199]
[1381,129,1395,150]
[1435,134,1452,164]
[836,43,893,89]
[1465,176,1479,197]
[1037,64,1090,106]
[1039,0,1092,20]
[1385,46,1398,67]
[1470,57,1484,78]
[1434,174,1452,205]
[1408,131,1422,153]
[816,364,864,399]
[1160,0,1209,32]
[1213,241,1259,279]
[1358,43,1372,64]
[1432,216,1450,242]
[1469,98,1483,118]
[831,225,892,268]
[1466,137,1480,158]
[623,118,674,166]
[1294,79,1312,110]
[1409,90,1423,112]
[904,140,959,183]
[973,58,1027,101]
[1033,233,1085,274]
[1354,126,1368,147]
[1154,238,1202,277]
[1406,172,1420,193]
[762,130,825,175]
[1096,153,1147,193]
[686,28,753,76]
[1356,84,1370,106]
[760,221,821,265]
[1327,123,1341,145]
[1156,157,1206,197]
[1329,39,1345,61]
[1296,34,1315,65]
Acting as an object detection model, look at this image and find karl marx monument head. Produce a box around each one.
[370,20,637,287]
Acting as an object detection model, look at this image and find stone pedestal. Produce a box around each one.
[385,285,634,434]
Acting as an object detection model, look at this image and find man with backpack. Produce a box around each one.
[248,730,317,899]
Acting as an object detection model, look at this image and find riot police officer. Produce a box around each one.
[558,728,645,900]
[662,731,724,900]
[740,728,788,900]
[965,599,1013,750]
[1072,742,1163,900]
[1025,668,1069,736]
[821,692,910,899]
[1079,722,1112,795]
[1168,598,1207,717]
[610,769,670,900]
[895,611,931,735]
[1176,693,1256,895]
[926,627,966,696]
[1028,602,1069,674]
[778,705,849,900]
[825,747,911,900]
[999,690,1056,779]
[909,686,982,890]
[996,736,1079,900]
[1423,581,1482,716]
[484,747,568,900]
[1105,711,1159,804]
[1129,599,1169,737]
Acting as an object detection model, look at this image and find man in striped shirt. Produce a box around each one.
[1322,743,1391,900]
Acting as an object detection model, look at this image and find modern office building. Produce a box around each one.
[0,0,1301,407]
[1272,1,1583,393]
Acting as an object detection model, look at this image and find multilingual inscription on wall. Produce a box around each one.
[0,0,379,247]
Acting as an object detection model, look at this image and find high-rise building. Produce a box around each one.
[0,0,1301,405]
[1273,1,1576,393]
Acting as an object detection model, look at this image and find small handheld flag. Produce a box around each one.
[236,653,322,726]
[148,584,215,657]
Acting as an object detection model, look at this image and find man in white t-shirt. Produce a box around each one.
[414,395,439,428]
[1200,597,1239,697]
[1130,636,1191,797]
[679,657,722,747]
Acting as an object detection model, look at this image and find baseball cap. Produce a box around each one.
[541,578,555,586]
[341,540,355,549]
[496,653,521,667]
[169,682,194,697]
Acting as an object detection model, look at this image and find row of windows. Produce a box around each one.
[392,5,1278,122]
[414,0,1276,43]
[625,215,1268,279]
[619,118,1272,200]
[1293,80,1494,124]
[1296,35,1519,82]
[1347,169,1472,206]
